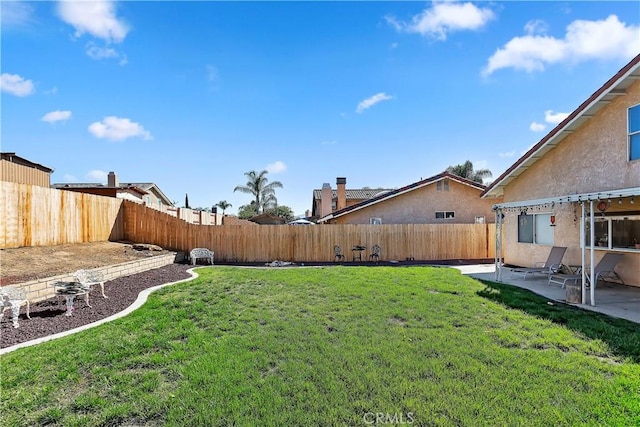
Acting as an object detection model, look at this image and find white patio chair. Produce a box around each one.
[1,286,31,328]
[74,269,108,299]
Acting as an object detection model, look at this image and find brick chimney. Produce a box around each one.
[321,183,332,217]
[107,171,119,187]
[336,177,346,211]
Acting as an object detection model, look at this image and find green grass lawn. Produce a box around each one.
[1,266,639,426]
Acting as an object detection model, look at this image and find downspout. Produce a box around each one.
[589,200,596,306]
[580,202,586,304]
[495,208,503,282]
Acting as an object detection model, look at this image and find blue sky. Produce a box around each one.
[2,1,639,216]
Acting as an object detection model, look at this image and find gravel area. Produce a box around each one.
[1,263,194,349]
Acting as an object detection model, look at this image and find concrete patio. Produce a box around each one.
[453,264,640,324]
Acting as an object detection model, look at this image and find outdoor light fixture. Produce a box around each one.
[619,198,623,204]
[631,197,635,204]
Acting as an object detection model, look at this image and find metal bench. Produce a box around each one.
[190,248,214,265]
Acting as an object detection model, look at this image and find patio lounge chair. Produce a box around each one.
[334,245,345,262]
[510,246,567,280]
[548,252,625,289]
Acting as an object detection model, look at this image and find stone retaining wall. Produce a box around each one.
[12,253,177,303]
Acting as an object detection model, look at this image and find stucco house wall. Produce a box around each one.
[500,78,640,286]
[331,179,497,225]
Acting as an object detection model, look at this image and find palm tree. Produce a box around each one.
[215,200,232,215]
[446,160,492,183]
[233,170,283,215]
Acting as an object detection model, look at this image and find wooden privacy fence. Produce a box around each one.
[0,181,125,248]
[124,201,495,262]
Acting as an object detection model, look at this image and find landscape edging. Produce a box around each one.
[0,267,200,356]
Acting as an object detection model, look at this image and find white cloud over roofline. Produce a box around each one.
[483,15,640,76]
[88,116,153,141]
[86,170,108,183]
[530,122,546,132]
[356,93,393,114]
[544,110,569,125]
[0,73,35,97]
[386,1,495,40]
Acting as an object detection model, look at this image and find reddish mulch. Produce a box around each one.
[1,263,193,349]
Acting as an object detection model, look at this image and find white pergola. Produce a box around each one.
[493,187,640,306]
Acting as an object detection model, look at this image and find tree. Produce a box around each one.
[266,205,295,222]
[184,193,190,209]
[445,160,492,183]
[237,201,258,219]
[215,200,232,215]
[233,170,283,215]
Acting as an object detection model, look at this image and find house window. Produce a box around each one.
[435,211,455,219]
[587,215,640,250]
[436,179,450,191]
[145,196,151,204]
[630,104,640,161]
[518,212,554,245]
[370,217,382,225]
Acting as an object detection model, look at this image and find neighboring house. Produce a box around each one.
[52,171,174,207]
[222,216,259,226]
[311,177,394,219]
[318,172,499,225]
[248,213,287,225]
[1,152,54,187]
[482,54,640,291]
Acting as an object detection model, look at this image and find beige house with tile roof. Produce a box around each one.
[311,177,393,219]
[319,172,499,225]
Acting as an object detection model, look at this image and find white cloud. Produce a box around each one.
[499,150,516,158]
[530,122,546,132]
[86,170,108,183]
[88,116,153,141]
[0,73,35,96]
[544,110,569,125]
[1,1,34,27]
[356,92,393,113]
[45,86,58,95]
[484,15,640,75]
[321,140,338,146]
[386,1,495,40]
[266,161,287,174]
[62,174,77,182]
[42,110,72,123]
[86,43,118,60]
[56,0,129,43]
[524,19,548,35]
